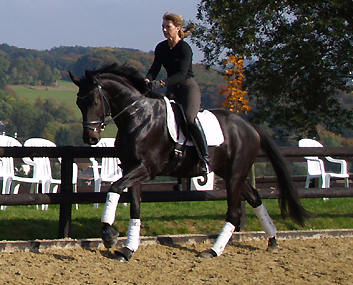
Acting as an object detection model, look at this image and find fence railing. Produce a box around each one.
[1,146,353,238]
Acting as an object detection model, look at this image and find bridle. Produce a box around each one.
[78,83,144,133]
[78,85,110,132]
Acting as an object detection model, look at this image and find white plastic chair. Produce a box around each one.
[0,135,23,210]
[298,138,349,188]
[12,138,78,210]
[90,138,124,208]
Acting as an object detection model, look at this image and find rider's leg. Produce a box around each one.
[188,117,210,174]
[175,78,210,174]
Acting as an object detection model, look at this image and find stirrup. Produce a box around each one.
[198,159,211,175]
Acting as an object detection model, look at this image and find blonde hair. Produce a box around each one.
[163,12,195,39]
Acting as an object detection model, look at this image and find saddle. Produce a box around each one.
[161,96,224,174]
[163,96,224,147]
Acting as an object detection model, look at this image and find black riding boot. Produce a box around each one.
[189,118,210,174]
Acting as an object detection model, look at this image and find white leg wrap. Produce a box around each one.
[126,219,141,252]
[101,192,120,225]
[253,203,277,238]
[211,222,235,256]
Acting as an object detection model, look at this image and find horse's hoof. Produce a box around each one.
[101,225,119,249]
[114,247,133,262]
[266,237,280,253]
[113,251,129,262]
[199,249,217,258]
[267,245,279,253]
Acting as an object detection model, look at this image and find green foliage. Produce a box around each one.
[8,98,41,137]
[0,88,82,145]
[193,0,353,139]
[0,57,10,89]
[55,124,83,146]
[41,121,62,142]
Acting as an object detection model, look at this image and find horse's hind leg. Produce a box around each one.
[201,174,245,258]
[242,182,279,253]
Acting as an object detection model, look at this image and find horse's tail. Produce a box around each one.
[252,124,313,226]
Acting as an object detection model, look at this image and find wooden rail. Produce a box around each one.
[1,187,353,204]
[0,146,352,238]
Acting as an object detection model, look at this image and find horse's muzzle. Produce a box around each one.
[82,128,100,145]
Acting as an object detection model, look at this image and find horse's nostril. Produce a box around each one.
[90,137,99,145]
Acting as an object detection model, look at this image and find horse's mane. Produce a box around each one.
[89,63,148,94]
[84,63,165,99]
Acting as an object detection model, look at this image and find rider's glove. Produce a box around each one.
[147,80,164,91]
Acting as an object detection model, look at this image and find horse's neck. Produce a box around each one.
[108,85,142,114]
[112,95,165,131]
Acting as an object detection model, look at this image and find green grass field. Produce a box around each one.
[0,198,352,241]
[10,80,78,106]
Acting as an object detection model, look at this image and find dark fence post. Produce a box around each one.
[59,147,74,238]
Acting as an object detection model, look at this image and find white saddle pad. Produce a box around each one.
[163,96,224,146]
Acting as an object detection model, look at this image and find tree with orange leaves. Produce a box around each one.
[220,56,251,114]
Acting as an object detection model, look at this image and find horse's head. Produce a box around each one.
[70,63,148,145]
[69,70,109,145]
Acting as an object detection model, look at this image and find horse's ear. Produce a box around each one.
[110,62,118,70]
[85,70,99,85]
[69,71,81,87]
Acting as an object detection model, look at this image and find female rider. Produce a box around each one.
[146,12,210,174]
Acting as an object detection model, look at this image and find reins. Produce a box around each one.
[105,95,144,126]
[78,83,144,133]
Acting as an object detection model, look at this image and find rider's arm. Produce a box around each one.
[146,43,164,81]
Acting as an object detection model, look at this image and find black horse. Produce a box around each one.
[69,63,311,261]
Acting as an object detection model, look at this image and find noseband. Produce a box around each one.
[78,84,144,133]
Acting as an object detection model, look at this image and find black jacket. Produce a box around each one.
[146,40,194,86]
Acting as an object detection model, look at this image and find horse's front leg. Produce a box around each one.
[113,183,142,262]
[100,164,149,261]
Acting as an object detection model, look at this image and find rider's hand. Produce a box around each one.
[147,80,163,91]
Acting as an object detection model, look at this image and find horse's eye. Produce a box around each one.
[94,101,98,106]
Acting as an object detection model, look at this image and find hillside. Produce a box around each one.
[0,44,227,145]
[0,44,226,110]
